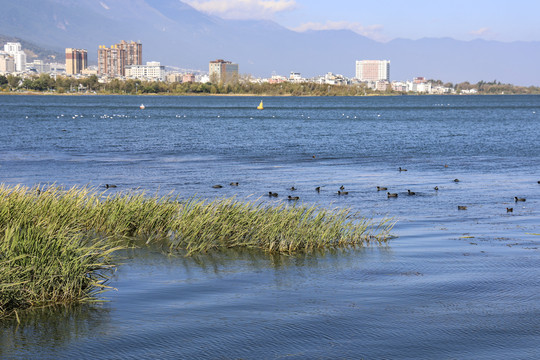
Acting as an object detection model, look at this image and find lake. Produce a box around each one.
[1,94,539,359]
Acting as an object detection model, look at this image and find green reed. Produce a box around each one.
[0,184,394,317]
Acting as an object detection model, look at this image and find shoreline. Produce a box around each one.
[0,91,534,97]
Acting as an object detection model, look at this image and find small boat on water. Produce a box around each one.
[257,100,264,110]
[140,104,145,110]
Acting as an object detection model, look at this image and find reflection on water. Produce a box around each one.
[0,305,111,358]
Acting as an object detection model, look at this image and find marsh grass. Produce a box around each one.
[0,184,394,317]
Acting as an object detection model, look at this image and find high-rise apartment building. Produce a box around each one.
[355,60,390,82]
[65,48,88,75]
[209,59,239,83]
[117,40,142,67]
[98,41,142,77]
[3,42,26,72]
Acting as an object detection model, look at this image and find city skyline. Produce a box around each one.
[0,1,538,85]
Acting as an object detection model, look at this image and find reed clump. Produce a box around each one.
[0,184,394,316]
[0,224,119,320]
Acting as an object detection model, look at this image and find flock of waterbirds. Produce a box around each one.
[101,165,538,212]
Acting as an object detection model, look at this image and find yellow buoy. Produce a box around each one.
[257,100,264,110]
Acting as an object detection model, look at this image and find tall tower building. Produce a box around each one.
[209,59,239,83]
[355,60,390,82]
[3,42,26,72]
[117,40,142,66]
[65,48,88,75]
[97,41,142,77]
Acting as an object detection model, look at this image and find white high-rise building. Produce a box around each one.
[3,42,27,72]
[355,60,390,82]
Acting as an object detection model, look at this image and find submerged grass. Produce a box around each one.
[0,184,394,317]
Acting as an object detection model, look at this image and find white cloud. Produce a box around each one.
[470,27,495,38]
[292,21,386,41]
[99,1,110,10]
[184,0,296,19]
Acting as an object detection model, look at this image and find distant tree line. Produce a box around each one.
[1,74,539,96]
[428,79,540,94]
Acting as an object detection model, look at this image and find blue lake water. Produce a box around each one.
[0,94,539,359]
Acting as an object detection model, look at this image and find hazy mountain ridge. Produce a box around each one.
[0,0,538,85]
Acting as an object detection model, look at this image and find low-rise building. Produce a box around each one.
[0,51,15,73]
[166,73,183,83]
[125,61,165,81]
[26,60,51,73]
[289,72,304,83]
[182,73,195,83]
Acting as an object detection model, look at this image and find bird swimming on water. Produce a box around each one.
[434,186,439,191]
[212,185,223,189]
[338,190,349,195]
[407,189,416,195]
[315,186,321,193]
[514,197,526,202]
[458,205,467,210]
[376,186,387,191]
[230,182,239,186]
[268,192,278,197]
[387,192,398,198]
[288,195,299,200]
[399,167,407,172]
[507,207,513,212]
[105,184,117,188]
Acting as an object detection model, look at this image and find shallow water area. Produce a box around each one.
[1,95,539,359]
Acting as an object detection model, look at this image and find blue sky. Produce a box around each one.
[184,0,540,42]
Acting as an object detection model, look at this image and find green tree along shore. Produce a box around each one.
[1,74,539,96]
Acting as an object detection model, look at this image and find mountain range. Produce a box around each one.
[1,0,539,85]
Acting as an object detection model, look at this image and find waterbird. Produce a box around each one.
[212,185,223,189]
[288,195,299,201]
[338,190,349,195]
[315,186,321,193]
[376,186,387,191]
[514,197,526,202]
[290,186,297,191]
[507,207,513,213]
[399,167,407,172]
[339,185,345,190]
[407,189,416,195]
[458,206,468,210]
[434,186,439,191]
[444,164,449,168]
[230,182,239,186]
[268,192,278,197]
[538,180,540,184]
[105,184,117,188]
[453,179,460,182]
[387,192,398,198]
